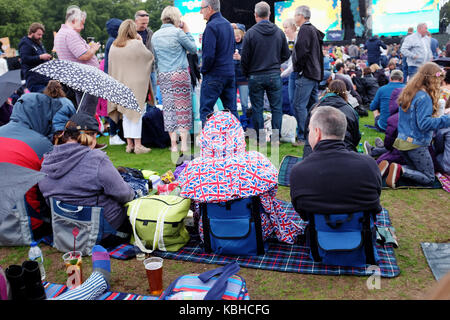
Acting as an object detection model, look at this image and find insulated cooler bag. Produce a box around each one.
[306,211,379,267]
[200,196,266,256]
[127,195,191,253]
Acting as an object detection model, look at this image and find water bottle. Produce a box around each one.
[28,242,46,281]
[357,142,364,153]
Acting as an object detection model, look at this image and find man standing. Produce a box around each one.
[135,10,157,100]
[54,5,101,116]
[290,106,382,222]
[365,34,387,66]
[199,0,238,125]
[369,70,405,132]
[348,38,360,60]
[240,1,290,141]
[291,5,324,146]
[18,23,52,92]
[400,23,432,79]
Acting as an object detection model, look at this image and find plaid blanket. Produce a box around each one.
[150,201,400,278]
[43,282,158,300]
[278,155,302,187]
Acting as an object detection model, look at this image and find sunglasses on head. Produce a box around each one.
[138,13,149,17]
[206,109,231,120]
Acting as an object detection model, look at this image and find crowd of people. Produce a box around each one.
[0,1,449,300]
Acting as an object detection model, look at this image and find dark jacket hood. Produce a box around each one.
[106,18,123,38]
[10,93,62,137]
[41,143,91,179]
[368,37,379,42]
[253,20,279,36]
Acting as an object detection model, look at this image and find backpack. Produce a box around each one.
[141,105,170,148]
[159,262,250,300]
[200,196,267,256]
[306,211,379,267]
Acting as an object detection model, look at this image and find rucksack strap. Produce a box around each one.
[200,203,212,252]
[324,213,353,229]
[199,262,240,300]
[307,214,322,262]
[251,196,265,255]
[362,212,376,265]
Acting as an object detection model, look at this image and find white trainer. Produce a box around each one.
[109,135,126,145]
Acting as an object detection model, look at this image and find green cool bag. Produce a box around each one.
[127,195,191,253]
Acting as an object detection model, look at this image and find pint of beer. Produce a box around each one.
[144,257,163,295]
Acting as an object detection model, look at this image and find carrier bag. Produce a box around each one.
[306,211,379,267]
[200,196,266,256]
[127,195,191,253]
[159,262,250,300]
[50,198,128,256]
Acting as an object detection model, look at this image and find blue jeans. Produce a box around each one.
[293,74,319,140]
[402,56,408,84]
[248,72,283,136]
[287,72,298,116]
[407,66,418,80]
[200,74,237,125]
[237,84,249,116]
[150,71,157,104]
[400,146,435,185]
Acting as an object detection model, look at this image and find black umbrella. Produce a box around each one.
[0,69,22,105]
[31,59,141,114]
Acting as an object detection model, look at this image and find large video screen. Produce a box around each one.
[274,0,342,33]
[372,0,440,36]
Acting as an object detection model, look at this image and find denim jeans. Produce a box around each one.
[237,84,249,116]
[248,72,283,136]
[400,146,435,185]
[402,56,408,84]
[287,72,298,116]
[407,66,418,81]
[200,74,237,126]
[293,74,319,140]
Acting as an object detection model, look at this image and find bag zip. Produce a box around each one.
[140,196,187,206]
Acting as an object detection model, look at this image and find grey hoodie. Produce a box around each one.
[39,143,134,230]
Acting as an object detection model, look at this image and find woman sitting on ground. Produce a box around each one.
[303,79,361,158]
[39,112,135,248]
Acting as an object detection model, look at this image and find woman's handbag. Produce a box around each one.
[127,195,191,253]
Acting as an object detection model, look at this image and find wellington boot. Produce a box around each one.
[5,265,27,300]
[22,261,46,300]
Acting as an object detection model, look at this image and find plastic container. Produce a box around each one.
[28,242,46,281]
[357,142,364,153]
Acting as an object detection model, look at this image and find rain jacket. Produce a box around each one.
[178,111,301,244]
[39,143,134,230]
[0,93,62,229]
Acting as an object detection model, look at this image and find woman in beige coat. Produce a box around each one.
[108,19,153,154]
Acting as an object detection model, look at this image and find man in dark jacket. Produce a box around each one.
[18,23,52,92]
[291,5,324,146]
[290,106,382,222]
[199,0,238,125]
[240,1,290,140]
[365,35,386,66]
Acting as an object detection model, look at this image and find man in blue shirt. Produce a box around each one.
[370,69,405,132]
[199,0,238,125]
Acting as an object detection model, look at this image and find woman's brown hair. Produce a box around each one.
[54,120,96,146]
[43,80,66,98]
[327,79,348,101]
[397,62,444,117]
[113,19,138,48]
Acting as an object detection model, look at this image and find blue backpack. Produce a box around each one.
[306,212,379,267]
[200,196,267,256]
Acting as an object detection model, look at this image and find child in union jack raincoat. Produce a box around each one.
[178,111,301,244]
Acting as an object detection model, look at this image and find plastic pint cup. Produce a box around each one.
[62,251,83,288]
[144,257,163,295]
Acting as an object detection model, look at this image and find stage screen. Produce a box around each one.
[372,0,440,36]
[174,0,206,49]
[274,0,342,35]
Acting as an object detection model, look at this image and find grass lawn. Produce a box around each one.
[0,113,448,300]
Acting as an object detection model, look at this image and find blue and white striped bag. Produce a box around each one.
[159,262,250,300]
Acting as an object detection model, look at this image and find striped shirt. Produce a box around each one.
[54,24,99,68]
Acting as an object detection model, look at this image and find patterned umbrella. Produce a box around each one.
[31,59,141,113]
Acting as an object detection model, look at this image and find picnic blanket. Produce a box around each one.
[279,155,444,190]
[148,200,400,278]
[420,242,450,281]
[43,282,158,300]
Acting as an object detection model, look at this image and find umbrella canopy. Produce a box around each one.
[0,162,47,219]
[31,59,141,114]
[0,69,22,105]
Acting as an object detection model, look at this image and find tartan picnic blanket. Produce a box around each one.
[148,200,400,278]
[278,155,443,190]
[43,282,158,300]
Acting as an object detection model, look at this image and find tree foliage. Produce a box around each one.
[0,0,174,52]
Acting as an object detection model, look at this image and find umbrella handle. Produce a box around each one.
[77,92,86,113]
